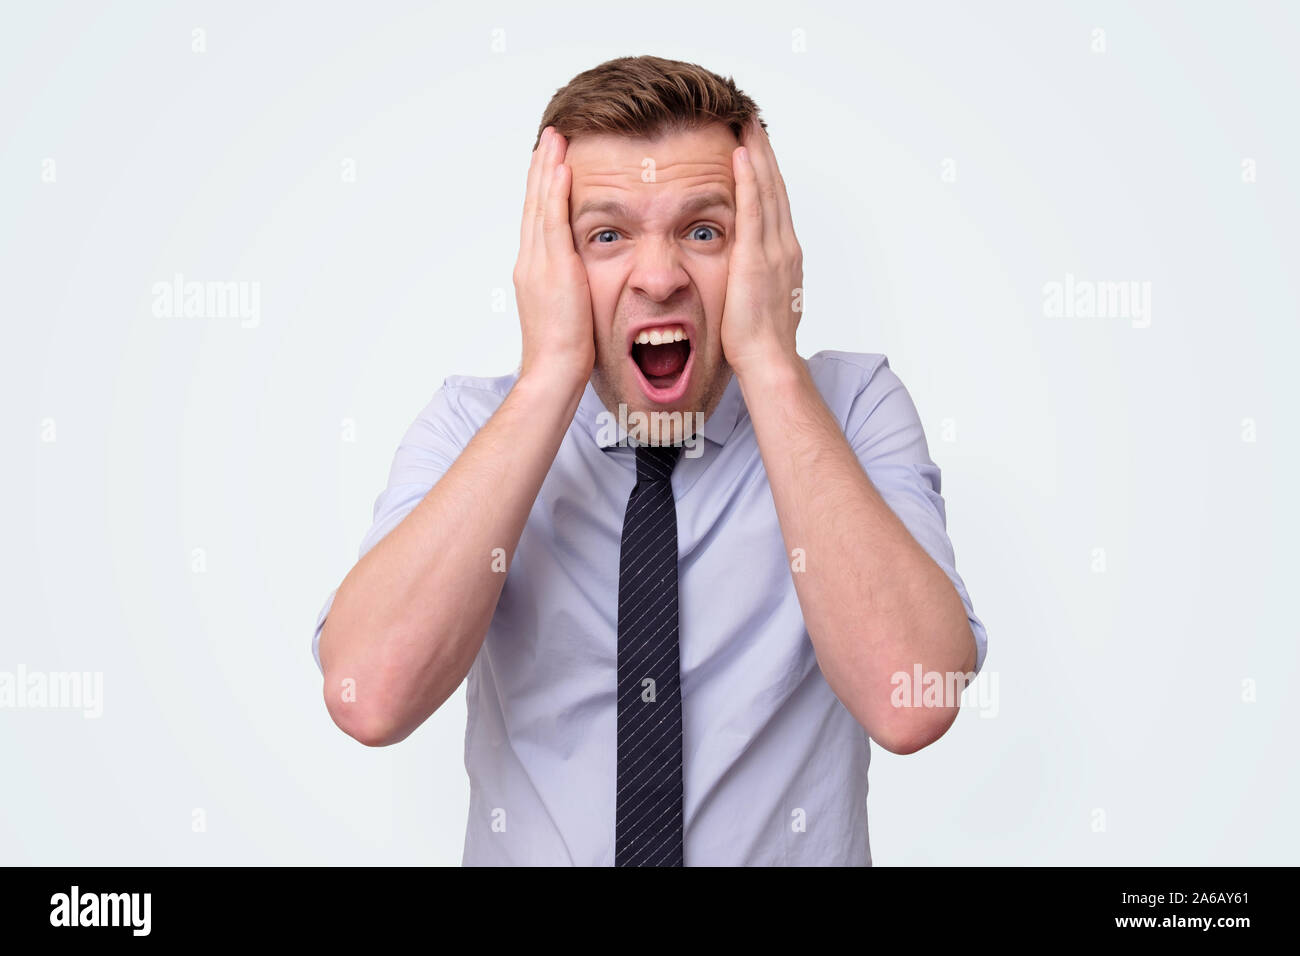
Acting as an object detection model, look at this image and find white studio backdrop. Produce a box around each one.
[1,0,1296,864]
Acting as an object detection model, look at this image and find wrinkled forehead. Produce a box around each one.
[565,126,738,224]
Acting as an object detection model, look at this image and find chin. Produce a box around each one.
[592,332,727,435]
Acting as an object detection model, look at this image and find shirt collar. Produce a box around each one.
[575,371,745,449]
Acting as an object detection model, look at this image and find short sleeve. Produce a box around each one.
[311,382,479,674]
[842,356,988,677]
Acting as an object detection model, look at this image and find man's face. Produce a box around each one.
[565,123,738,437]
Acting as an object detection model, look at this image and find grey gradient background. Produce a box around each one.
[2,1,1296,864]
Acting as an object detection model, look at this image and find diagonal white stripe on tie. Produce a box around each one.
[615,442,685,867]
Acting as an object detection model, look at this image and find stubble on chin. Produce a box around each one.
[588,351,734,443]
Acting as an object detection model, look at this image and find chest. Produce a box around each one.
[490,441,810,694]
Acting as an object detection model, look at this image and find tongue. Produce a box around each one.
[636,341,689,379]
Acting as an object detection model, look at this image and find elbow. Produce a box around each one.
[321,675,404,747]
[316,612,463,748]
[317,614,400,747]
[319,637,407,749]
[867,705,961,756]
[871,726,937,756]
[344,709,404,749]
[870,622,979,755]
[869,723,940,756]
[326,687,411,747]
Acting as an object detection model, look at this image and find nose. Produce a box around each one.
[627,237,690,303]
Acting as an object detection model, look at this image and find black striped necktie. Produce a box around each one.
[615,441,685,867]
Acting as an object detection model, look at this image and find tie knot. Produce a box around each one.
[634,442,682,484]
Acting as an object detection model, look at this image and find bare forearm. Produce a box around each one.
[319,370,584,746]
[736,355,976,754]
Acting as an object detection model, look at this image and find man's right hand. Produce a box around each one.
[320,128,599,750]
[513,126,595,391]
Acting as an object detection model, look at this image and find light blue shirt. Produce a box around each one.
[313,350,988,865]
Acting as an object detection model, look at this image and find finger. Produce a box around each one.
[543,162,578,259]
[533,129,564,247]
[748,117,791,244]
[733,142,762,252]
[521,126,551,250]
[758,125,796,243]
[741,117,778,244]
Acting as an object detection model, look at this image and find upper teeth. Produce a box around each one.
[635,325,687,346]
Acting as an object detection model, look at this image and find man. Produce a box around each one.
[312,55,988,866]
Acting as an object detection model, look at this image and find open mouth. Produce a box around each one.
[629,324,694,404]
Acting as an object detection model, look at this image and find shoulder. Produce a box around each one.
[439,369,514,416]
[393,369,518,456]
[804,350,928,456]
[804,349,902,415]
[806,349,892,380]
[417,369,517,428]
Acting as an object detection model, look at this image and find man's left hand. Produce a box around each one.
[721,116,804,380]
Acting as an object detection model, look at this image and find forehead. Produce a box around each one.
[566,124,738,222]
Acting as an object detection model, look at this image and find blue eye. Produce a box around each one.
[590,225,719,244]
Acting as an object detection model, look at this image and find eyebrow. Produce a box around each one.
[571,190,734,225]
